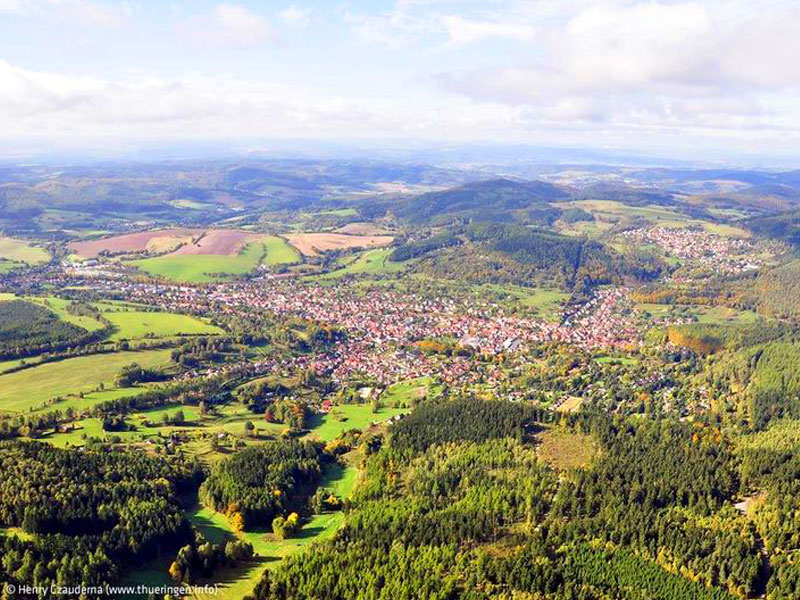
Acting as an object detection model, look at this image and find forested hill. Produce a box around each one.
[406,222,665,290]
[391,178,569,224]
[745,208,800,247]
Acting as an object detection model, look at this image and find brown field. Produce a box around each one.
[69,229,199,258]
[172,230,258,255]
[69,229,265,259]
[285,233,394,256]
[335,223,392,236]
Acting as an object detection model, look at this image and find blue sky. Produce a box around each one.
[1,0,800,160]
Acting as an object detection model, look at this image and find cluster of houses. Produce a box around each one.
[620,227,764,275]
[8,266,648,394]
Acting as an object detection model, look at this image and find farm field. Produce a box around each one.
[0,349,173,413]
[0,235,50,265]
[285,232,394,256]
[68,229,199,258]
[132,242,264,282]
[262,235,301,265]
[103,309,223,341]
[131,235,298,282]
[317,248,405,279]
[335,222,391,235]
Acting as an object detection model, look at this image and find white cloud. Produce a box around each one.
[0,59,532,142]
[441,15,535,45]
[434,0,800,137]
[279,4,310,28]
[184,3,272,46]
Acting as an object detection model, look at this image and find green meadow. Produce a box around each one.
[0,349,173,413]
[0,235,50,265]
[186,457,360,600]
[104,310,222,341]
[317,248,405,280]
[637,303,760,325]
[306,404,409,442]
[131,236,299,283]
[262,235,301,265]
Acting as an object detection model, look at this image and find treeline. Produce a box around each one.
[199,440,324,530]
[389,232,461,262]
[168,531,254,584]
[740,426,800,599]
[251,410,752,600]
[0,441,203,597]
[0,300,112,360]
[389,398,548,453]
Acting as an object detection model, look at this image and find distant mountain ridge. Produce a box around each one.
[390,178,569,224]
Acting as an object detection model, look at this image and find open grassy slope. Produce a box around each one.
[0,349,173,413]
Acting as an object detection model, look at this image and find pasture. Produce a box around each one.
[132,242,264,282]
[317,248,404,279]
[186,457,359,600]
[307,404,409,442]
[262,235,301,265]
[0,349,173,413]
[0,294,107,331]
[381,377,431,407]
[103,310,222,341]
[0,235,50,265]
[132,236,298,282]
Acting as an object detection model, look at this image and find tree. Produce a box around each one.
[230,512,246,534]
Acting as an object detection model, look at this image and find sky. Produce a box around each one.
[1,0,800,162]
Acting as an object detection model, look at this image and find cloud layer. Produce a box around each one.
[1,1,799,158]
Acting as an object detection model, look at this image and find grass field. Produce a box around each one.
[0,235,50,265]
[34,388,147,419]
[32,296,107,331]
[132,236,298,282]
[263,236,301,266]
[132,242,264,282]
[0,349,173,413]
[317,248,405,280]
[306,404,409,442]
[637,303,760,325]
[381,377,431,407]
[104,310,223,341]
[0,295,107,332]
[187,458,359,600]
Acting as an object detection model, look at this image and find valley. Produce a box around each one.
[2,160,800,600]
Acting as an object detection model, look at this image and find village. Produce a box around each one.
[619,226,768,275]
